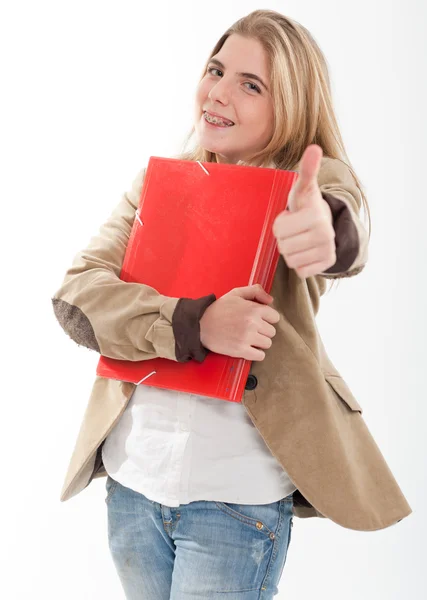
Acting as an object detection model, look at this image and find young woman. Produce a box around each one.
[52,9,412,599]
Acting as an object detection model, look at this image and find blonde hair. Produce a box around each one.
[175,9,371,290]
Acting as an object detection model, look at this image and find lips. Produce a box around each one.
[203,110,235,126]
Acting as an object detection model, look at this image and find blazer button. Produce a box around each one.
[245,375,258,390]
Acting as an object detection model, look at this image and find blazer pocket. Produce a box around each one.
[324,374,363,414]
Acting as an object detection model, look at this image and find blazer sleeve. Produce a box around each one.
[317,156,369,279]
[51,167,216,363]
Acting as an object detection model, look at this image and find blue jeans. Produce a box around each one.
[105,475,294,599]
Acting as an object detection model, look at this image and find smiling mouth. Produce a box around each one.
[203,111,235,127]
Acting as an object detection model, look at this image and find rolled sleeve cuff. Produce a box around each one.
[321,192,360,274]
[172,293,217,363]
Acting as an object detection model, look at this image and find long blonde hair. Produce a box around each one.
[176,9,371,290]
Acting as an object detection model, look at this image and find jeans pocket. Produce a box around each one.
[276,511,293,585]
[214,498,290,540]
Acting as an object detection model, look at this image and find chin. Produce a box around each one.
[196,137,222,155]
[203,146,234,161]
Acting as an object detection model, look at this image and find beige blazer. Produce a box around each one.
[52,156,412,531]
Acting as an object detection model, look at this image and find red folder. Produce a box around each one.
[96,156,297,402]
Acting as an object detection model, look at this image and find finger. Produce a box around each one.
[282,243,335,271]
[258,321,277,339]
[296,259,336,279]
[260,305,281,325]
[277,228,328,256]
[246,347,266,361]
[251,333,273,350]
[274,206,331,239]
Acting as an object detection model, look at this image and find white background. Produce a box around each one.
[1,0,425,598]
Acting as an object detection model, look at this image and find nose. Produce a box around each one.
[208,77,231,106]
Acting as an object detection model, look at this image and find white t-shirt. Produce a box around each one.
[102,383,297,507]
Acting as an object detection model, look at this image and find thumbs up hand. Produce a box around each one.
[272,144,336,279]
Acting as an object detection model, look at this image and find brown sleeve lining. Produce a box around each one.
[321,192,360,274]
[172,293,217,363]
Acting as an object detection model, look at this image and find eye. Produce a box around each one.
[206,66,261,94]
[207,67,222,77]
[244,82,261,93]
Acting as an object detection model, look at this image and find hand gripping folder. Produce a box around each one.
[96,157,297,402]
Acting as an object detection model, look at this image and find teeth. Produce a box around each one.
[204,112,233,126]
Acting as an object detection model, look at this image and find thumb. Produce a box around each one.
[287,144,323,212]
[234,284,273,304]
[250,284,273,304]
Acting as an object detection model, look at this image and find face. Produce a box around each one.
[194,34,274,164]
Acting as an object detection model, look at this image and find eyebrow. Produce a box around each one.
[208,58,269,92]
